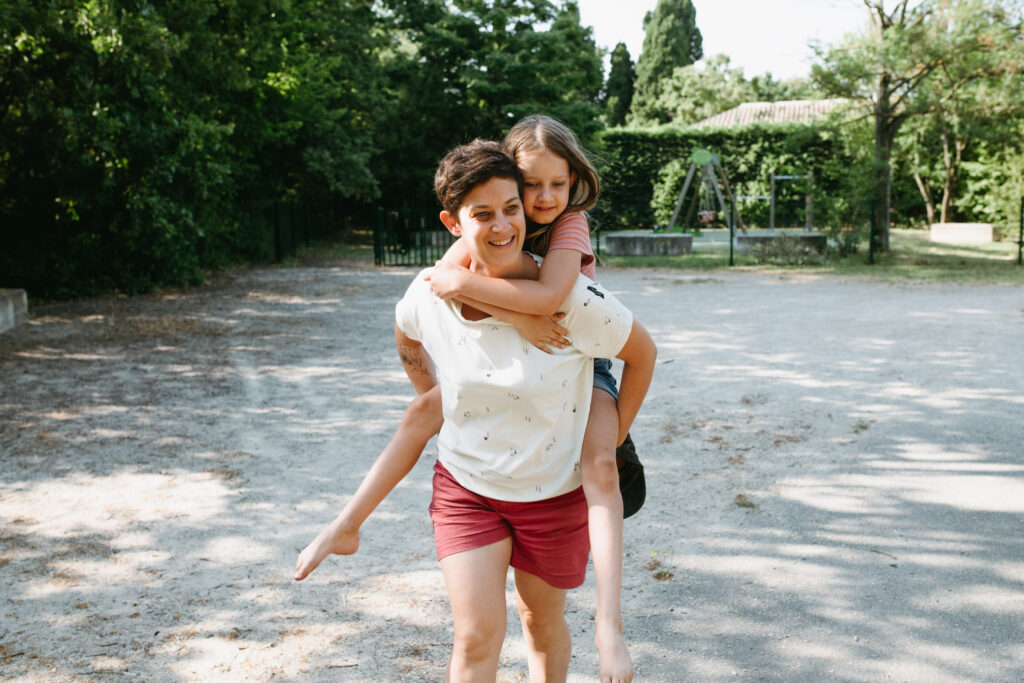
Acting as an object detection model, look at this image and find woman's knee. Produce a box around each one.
[452,618,505,662]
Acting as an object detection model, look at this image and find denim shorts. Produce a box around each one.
[593,357,619,399]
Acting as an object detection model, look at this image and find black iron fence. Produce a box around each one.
[269,199,348,262]
[373,207,456,266]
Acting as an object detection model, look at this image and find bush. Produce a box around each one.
[750,235,829,266]
[592,120,872,233]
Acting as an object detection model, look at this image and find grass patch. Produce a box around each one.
[281,229,376,267]
[598,229,1024,284]
[284,227,1024,284]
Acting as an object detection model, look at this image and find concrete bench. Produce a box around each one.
[0,289,28,334]
[603,230,693,256]
[930,223,992,244]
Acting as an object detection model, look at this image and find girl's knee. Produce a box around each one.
[581,449,619,492]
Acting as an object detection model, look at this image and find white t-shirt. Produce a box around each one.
[395,261,633,502]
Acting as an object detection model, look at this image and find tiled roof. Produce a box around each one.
[692,98,850,128]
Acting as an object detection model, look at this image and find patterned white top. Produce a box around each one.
[396,261,633,502]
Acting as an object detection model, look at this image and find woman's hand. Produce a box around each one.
[425,261,471,300]
[510,312,570,353]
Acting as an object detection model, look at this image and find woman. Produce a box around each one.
[297,140,656,683]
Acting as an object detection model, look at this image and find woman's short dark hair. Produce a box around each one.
[434,139,524,215]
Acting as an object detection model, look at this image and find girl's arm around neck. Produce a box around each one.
[432,248,583,316]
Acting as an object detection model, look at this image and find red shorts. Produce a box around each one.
[429,461,590,589]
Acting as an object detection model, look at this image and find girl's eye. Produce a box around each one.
[523,182,536,189]
[475,212,490,220]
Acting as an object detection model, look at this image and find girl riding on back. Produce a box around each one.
[296,115,637,683]
[429,114,634,682]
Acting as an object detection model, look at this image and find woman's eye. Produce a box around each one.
[475,212,490,220]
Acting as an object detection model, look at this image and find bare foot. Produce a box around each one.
[596,621,633,683]
[294,518,360,581]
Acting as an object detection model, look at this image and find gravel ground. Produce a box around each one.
[1,265,1022,682]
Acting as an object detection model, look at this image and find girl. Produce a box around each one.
[297,118,638,682]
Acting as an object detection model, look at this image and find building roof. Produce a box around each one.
[692,98,850,129]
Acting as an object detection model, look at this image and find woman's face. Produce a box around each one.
[442,176,525,277]
[518,148,576,225]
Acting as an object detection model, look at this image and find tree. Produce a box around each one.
[749,73,824,102]
[812,0,1022,250]
[603,42,635,127]
[653,54,755,125]
[375,0,603,205]
[631,0,703,124]
[900,1,1024,224]
[0,0,384,296]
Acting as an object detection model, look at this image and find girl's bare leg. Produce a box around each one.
[513,569,571,683]
[440,538,513,682]
[581,388,633,683]
[295,387,443,580]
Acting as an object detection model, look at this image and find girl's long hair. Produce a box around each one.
[503,115,600,256]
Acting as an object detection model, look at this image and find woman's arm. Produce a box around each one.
[430,248,583,316]
[395,325,438,395]
[614,319,657,446]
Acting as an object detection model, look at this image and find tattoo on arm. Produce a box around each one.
[398,343,430,377]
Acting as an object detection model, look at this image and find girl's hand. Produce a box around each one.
[294,518,360,581]
[512,312,569,354]
[425,261,471,300]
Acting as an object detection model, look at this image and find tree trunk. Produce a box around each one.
[913,171,936,225]
[874,72,895,252]
[939,133,965,224]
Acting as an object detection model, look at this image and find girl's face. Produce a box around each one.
[517,148,576,225]
[440,177,525,278]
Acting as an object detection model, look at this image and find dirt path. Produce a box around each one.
[1,266,1022,681]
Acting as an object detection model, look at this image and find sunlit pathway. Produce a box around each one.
[1,266,1022,681]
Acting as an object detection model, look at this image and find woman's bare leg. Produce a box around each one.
[513,568,571,682]
[441,538,513,682]
[580,388,633,683]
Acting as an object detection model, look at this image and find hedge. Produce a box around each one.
[591,121,873,232]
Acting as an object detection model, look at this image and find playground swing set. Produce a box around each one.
[664,148,815,234]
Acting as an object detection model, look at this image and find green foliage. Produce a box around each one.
[373,0,604,206]
[603,42,635,127]
[631,0,703,125]
[594,119,871,232]
[956,131,1024,240]
[894,0,1024,225]
[1,0,603,297]
[750,235,828,267]
[653,55,755,126]
[0,0,383,297]
[811,0,1024,248]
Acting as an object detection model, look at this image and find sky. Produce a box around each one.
[576,0,870,80]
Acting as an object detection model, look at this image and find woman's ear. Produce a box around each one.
[440,211,461,237]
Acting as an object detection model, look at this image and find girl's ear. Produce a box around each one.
[440,211,461,237]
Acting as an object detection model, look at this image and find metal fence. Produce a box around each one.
[373,207,456,266]
[270,199,347,262]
